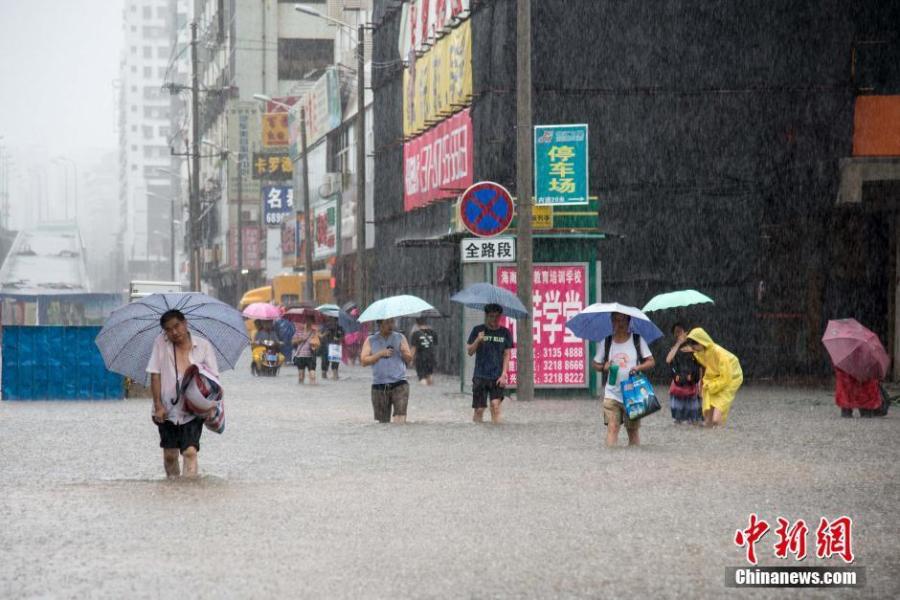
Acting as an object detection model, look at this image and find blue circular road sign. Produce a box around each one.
[458,181,515,237]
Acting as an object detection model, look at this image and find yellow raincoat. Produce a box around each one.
[687,328,743,423]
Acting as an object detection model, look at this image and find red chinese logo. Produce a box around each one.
[735,515,854,565]
[734,513,770,565]
[815,516,854,563]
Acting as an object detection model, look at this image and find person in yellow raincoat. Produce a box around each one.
[683,328,743,426]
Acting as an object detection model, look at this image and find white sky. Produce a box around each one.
[0,0,122,155]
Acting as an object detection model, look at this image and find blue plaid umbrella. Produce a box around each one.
[95,293,249,385]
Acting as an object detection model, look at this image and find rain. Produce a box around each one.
[1,0,899,598]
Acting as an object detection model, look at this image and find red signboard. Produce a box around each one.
[495,263,589,388]
[228,226,261,270]
[403,108,473,211]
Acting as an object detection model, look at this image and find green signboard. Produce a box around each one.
[534,124,589,206]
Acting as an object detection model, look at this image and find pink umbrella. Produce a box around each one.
[242,302,281,320]
[822,318,891,382]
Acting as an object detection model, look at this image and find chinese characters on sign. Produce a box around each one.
[403,108,473,211]
[228,226,261,270]
[281,215,297,268]
[313,200,337,260]
[534,124,589,206]
[252,152,293,180]
[495,264,588,388]
[262,112,289,147]
[734,514,855,565]
[402,18,472,138]
[262,186,294,226]
[460,236,515,263]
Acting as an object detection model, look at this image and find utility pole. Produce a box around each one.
[515,0,535,402]
[300,106,315,303]
[356,24,367,307]
[190,21,202,292]
[236,149,244,296]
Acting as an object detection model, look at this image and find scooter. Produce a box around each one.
[251,338,285,376]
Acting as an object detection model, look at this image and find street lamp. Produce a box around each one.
[293,4,368,306]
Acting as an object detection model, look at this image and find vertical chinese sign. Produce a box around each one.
[495,263,589,388]
[534,124,589,206]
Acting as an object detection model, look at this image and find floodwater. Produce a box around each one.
[1,355,898,599]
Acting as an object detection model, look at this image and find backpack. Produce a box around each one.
[600,333,650,388]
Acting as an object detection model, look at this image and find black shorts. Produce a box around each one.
[472,377,504,409]
[320,354,339,371]
[293,356,316,371]
[415,356,435,380]
[158,418,203,453]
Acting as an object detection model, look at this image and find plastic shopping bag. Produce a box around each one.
[620,373,662,420]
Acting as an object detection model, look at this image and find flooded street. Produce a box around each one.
[1,355,898,598]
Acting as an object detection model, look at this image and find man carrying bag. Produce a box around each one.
[591,312,656,448]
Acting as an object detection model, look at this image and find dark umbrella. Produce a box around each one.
[95,293,249,385]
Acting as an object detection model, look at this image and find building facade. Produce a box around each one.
[371,0,900,383]
[118,0,182,282]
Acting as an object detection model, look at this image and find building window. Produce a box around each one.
[158,67,168,78]
[131,105,137,112]
[157,46,169,59]
[159,126,170,137]
[143,46,152,58]
[277,38,334,80]
[143,126,154,139]
[131,65,137,73]
[144,66,152,78]
[143,6,152,19]
[131,46,137,54]
[158,6,168,19]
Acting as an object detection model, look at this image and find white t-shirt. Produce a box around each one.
[146,332,220,424]
[595,335,652,403]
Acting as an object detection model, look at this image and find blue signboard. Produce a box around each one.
[263,185,295,226]
[534,124,589,206]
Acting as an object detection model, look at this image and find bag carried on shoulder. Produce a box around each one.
[620,373,661,420]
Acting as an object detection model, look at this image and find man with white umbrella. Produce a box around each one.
[360,318,414,423]
[592,312,655,447]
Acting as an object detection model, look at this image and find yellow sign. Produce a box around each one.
[262,113,289,147]
[532,205,553,229]
[403,20,472,138]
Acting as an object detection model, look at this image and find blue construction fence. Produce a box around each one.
[2,326,123,400]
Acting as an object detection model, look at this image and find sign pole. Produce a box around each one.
[515,0,534,402]
[300,106,315,303]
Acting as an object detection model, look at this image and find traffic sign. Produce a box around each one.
[460,236,516,263]
[458,181,515,237]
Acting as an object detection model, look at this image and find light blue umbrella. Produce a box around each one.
[450,282,528,319]
[95,293,249,385]
[565,302,664,344]
[357,295,437,323]
[642,289,714,313]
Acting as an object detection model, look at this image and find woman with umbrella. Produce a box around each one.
[96,293,249,479]
[822,319,890,418]
[146,309,220,478]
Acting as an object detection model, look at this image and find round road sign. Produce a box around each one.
[458,181,515,237]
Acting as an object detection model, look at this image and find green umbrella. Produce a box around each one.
[642,289,714,313]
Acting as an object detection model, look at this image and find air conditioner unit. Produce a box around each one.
[320,172,343,198]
